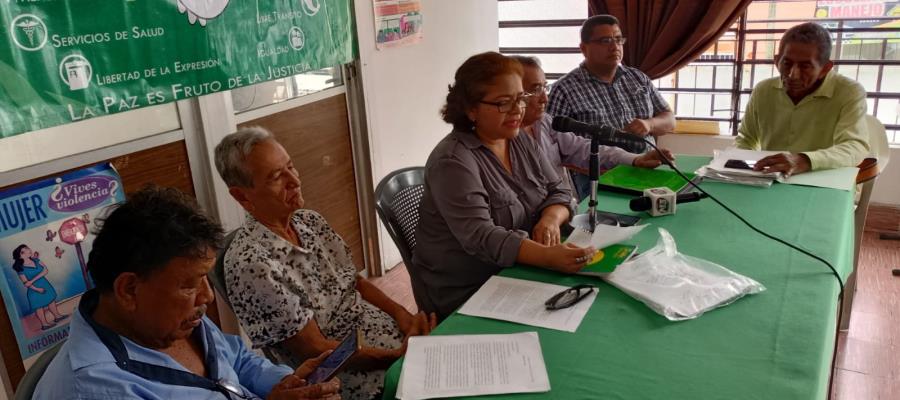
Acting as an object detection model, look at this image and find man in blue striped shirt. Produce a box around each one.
[547,14,675,199]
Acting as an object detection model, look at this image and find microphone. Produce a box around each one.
[551,115,616,137]
[551,116,646,147]
[629,192,708,212]
[553,116,650,229]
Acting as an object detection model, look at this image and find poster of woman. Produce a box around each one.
[0,163,124,360]
[12,244,65,330]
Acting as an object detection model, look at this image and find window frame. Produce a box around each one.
[498,1,900,142]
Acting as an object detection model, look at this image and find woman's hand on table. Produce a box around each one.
[544,243,596,274]
[532,215,562,246]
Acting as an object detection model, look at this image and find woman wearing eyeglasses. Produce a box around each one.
[411,52,597,320]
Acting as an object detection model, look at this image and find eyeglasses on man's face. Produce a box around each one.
[587,36,627,46]
[524,83,550,97]
[545,284,596,310]
[479,94,532,113]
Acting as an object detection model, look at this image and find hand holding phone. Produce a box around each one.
[305,329,361,384]
[724,159,756,170]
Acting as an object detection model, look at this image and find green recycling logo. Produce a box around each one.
[10,14,48,51]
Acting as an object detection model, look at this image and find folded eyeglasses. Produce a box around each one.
[544,284,596,310]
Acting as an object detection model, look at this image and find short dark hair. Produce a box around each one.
[779,22,832,64]
[581,14,620,43]
[441,52,524,132]
[509,55,541,69]
[87,186,223,292]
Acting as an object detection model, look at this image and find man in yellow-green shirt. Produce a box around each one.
[736,22,869,176]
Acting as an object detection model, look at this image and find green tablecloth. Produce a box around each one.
[383,156,853,400]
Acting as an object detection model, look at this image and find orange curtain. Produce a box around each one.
[589,0,752,79]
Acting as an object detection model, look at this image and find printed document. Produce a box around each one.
[458,276,595,332]
[701,147,858,191]
[396,332,550,400]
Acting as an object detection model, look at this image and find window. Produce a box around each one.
[498,0,900,143]
[231,66,344,113]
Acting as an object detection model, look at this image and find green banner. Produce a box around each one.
[0,0,356,138]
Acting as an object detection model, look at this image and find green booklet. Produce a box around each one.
[578,244,637,277]
[599,165,695,195]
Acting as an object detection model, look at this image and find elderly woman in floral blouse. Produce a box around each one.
[214,127,436,400]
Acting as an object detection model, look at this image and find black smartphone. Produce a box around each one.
[305,329,362,384]
[724,159,756,170]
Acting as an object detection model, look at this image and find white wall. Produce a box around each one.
[871,148,900,205]
[355,0,499,270]
[658,134,900,205]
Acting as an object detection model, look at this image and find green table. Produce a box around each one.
[383,156,853,399]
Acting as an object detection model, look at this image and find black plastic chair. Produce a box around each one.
[14,342,63,400]
[374,166,432,312]
[209,230,239,311]
[209,230,279,360]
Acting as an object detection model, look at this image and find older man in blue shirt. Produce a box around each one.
[33,186,340,400]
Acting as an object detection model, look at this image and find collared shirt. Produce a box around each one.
[412,129,574,319]
[529,113,639,196]
[33,293,292,400]
[547,63,671,153]
[735,71,869,170]
[225,210,402,400]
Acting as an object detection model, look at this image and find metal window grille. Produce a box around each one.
[498,0,900,143]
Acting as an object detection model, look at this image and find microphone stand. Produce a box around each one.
[587,132,600,232]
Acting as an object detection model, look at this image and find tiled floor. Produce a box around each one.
[370,231,900,399]
[831,231,900,400]
[370,261,417,314]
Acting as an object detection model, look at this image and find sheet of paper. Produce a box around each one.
[566,220,647,250]
[783,166,858,191]
[457,276,595,332]
[705,148,859,191]
[397,332,550,400]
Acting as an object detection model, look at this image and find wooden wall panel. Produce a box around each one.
[239,94,364,270]
[0,140,198,391]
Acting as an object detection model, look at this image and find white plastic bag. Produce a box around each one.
[604,228,765,321]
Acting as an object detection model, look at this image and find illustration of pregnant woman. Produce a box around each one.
[12,245,65,330]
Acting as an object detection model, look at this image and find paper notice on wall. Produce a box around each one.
[0,163,124,360]
[374,0,423,49]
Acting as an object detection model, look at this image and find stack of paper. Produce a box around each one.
[697,148,783,187]
[697,147,860,191]
[396,332,551,400]
[458,276,596,332]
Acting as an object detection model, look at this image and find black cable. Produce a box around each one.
[640,138,845,295]
[641,138,845,395]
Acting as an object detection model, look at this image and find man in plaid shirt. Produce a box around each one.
[547,14,675,199]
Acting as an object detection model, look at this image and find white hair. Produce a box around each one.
[214,126,273,187]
